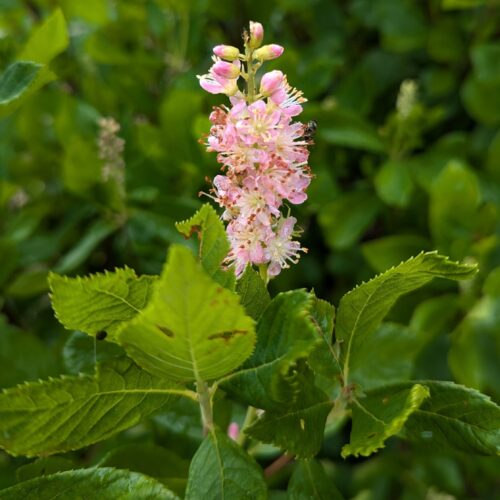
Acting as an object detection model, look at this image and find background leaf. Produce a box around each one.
[18,8,69,64]
[0,62,55,118]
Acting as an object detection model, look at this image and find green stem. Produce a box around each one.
[196,379,214,433]
[258,263,269,284]
[237,406,257,446]
[245,46,256,103]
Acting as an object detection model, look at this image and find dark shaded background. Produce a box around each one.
[0,0,499,497]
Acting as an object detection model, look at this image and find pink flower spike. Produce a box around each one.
[253,44,284,61]
[260,70,284,95]
[213,60,240,79]
[249,21,264,48]
[213,44,240,60]
[228,422,240,441]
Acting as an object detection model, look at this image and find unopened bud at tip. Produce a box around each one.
[253,44,284,61]
[249,21,264,48]
[213,45,240,61]
[260,70,284,95]
[212,60,240,79]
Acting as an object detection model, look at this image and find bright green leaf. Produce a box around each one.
[342,383,430,458]
[236,266,271,320]
[118,245,255,382]
[175,203,235,289]
[336,252,477,384]
[0,358,181,457]
[19,8,69,64]
[49,267,156,340]
[0,61,55,118]
[0,468,179,500]
[288,459,344,500]
[185,429,266,500]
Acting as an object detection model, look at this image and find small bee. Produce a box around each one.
[303,120,317,143]
[96,330,107,341]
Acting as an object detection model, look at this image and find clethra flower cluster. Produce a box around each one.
[198,21,312,280]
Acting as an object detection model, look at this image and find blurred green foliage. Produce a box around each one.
[0,0,499,497]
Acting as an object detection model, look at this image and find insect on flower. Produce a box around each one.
[197,22,312,282]
[303,120,318,143]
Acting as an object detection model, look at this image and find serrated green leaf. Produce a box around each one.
[175,203,235,289]
[288,459,344,500]
[185,429,267,500]
[336,252,477,384]
[0,468,179,499]
[236,266,271,320]
[247,369,333,458]
[342,383,430,458]
[403,381,500,455]
[222,290,321,411]
[0,358,182,457]
[0,61,55,118]
[49,267,156,339]
[118,245,255,382]
[19,8,68,64]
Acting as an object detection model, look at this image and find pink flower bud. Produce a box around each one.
[213,44,240,61]
[253,44,284,61]
[249,21,264,49]
[212,60,240,79]
[228,422,239,441]
[260,70,284,95]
